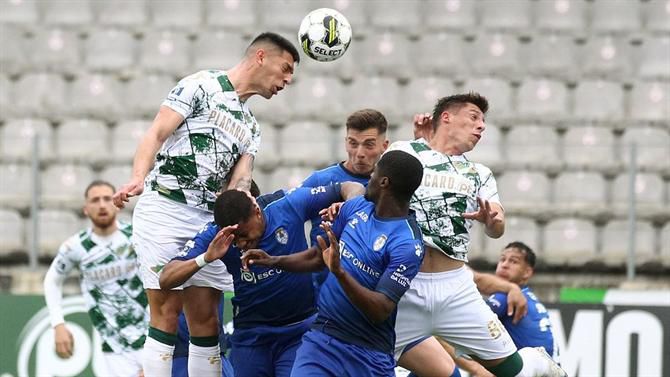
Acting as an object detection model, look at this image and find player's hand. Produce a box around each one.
[463,197,501,229]
[507,285,528,324]
[413,112,434,141]
[317,222,342,275]
[54,323,74,359]
[319,202,343,222]
[203,225,237,262]
[112,177,144,209]
[241,249,275,270]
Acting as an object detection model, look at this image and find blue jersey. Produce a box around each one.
[487,286,557,358]
[173,185,342,329]
[301,163,370,246]
[314,196,424,354]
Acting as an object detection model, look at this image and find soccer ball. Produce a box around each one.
[298,8,352,62]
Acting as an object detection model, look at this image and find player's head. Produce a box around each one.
[344,109,389,176]
[365,150,423,205]
[83,180,117,229]
[245,32,300,99]
[495,241,536,286]
[214,189,264,250]
[432,92,488,154]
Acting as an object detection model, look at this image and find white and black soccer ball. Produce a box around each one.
[298,8,352,62]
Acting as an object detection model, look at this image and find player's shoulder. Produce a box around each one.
[179,70,221,85]
[464,156,494,176]
[257,189,286,209]
[117,221,132,238]
[60,228,92,254]
[194,221,220,240]
[302,163,341,185]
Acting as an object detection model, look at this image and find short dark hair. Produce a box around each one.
[432,92,489,130]
[84,180,115,198]
[248,32,300,64]
[214,190,255,228]
[377,150,423,202]
[346,109,388,134]
[504,241,536,268]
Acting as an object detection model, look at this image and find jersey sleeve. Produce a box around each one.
[161,75,203,119]
[486,292,508,317]
[374,238,424,303]
[242,123,261,157]
[300,171,321,188]
[43,238,80,327]
[172,222,218,261]
[286,184,342,222]
[476,164,501,205]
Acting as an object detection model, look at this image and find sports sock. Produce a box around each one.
[516,347,567,377]
[188,336,221,377]
[407,366,461,377]
[143,327,176,377]
[486,351,523,377]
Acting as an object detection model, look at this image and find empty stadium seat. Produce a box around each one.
[590,0,642,35]
[523,34,578,81]
[505,126,560,169]
[191,31,249,72]
[254,124,280,170]
[637,36,670,80]
[13,73,68,119]
[279,121,334,167]
[110,120,151,163]
[0,74,11,120]
[601,220,656,265]
[468,33,522,80]
[247,89,293,127]
[562,127,617,169]
[148,0,202,30]
[462,78,514,120]
[580,36,633,80]
[465,123,503,168]
[553,172,608,212]
[367,0,421,35]
[0,209,25,255]
[484,216,539,261]
[644,0,670,34]
[629,82,670,124]
[543,218,597,265]
[534,0,587,35]
[411,33,470,80]
[99,165,135,210]
[95,0,148,27]
[139,29,190,75]
[422,0,477,34]
[610,173,665,215]
[661,222,670,265]
[56,119,110,164]
[343,77,401,126]
[480,0,531,34]
[572,81,625,123]
[43,0,93,26]
[28,209,83,257]
[267,166,313,193]
[123,74,176,118]
[401,77,456,120]
[40,164,96,209]
[359,32,412,80]
[28,28,82,75]
[620,127,670,170]
[323,0,369,37]
[1,118,55,161]
[0,24,27,75]
[204,0,257,32]
[389,124,415,144]
[68,73,123,121]
[516,79,568,123]
[258,0,311,32]
[84,29,136,72]
[0,163,32,210]
[0,0,38,24]
[497,170,551,214]
[289,75,346,122]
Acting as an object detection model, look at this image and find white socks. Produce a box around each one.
[516,347,567,377]
[188,343,221,377]
[142,336,175,377]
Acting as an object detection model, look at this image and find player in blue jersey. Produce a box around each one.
[242,150,428,377]
[159,182,365,377]
[487,242,559,362]
[300,109,389,296]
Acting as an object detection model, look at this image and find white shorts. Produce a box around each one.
[394,266,517,361]
[103,349,142,377]
[133,191,233,291]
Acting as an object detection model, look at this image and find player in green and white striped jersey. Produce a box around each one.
[112,32,300,377]
[44,180,147,377]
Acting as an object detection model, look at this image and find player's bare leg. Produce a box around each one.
[398,337,459,377]
[183,286,222,377]
[144,289,182,376]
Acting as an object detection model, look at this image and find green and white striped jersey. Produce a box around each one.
[51,222,148,353]
[388,139,502,262]
[147,70,261,211]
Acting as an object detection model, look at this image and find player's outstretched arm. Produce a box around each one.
[44,260,74,359]
[340,181,365,200]
[241,246,325,272]
[113,106,184,208]
[319,223,395,324]
[226,153,254,192]
[160,227,236,289]
[472,269,528,324]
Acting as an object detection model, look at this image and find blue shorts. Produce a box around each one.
[230,315,315,377]
[291,330,395,377]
